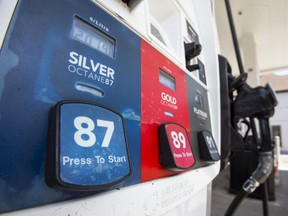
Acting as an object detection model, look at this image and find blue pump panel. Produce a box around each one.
[0,0,140,212]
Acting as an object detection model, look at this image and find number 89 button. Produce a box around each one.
[158,123,195,171]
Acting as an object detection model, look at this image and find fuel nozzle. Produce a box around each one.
[228,72,247,92]
[233,82,278,119]
[184,42,202,62]
[184,42,202,72]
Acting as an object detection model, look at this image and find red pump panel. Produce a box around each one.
[141,40,193,182]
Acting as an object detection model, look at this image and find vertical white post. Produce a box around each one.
[240,34,260,86]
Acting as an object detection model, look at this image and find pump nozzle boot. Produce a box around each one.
[233,83,277,119]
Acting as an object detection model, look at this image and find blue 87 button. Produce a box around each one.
[58,101,131,189]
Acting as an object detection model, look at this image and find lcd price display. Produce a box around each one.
[159,69,176,91]
[71,17,115,58]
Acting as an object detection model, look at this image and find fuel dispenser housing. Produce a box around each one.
[0,0,221,215]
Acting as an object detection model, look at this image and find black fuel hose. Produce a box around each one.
[225,151,273,216]
[224,0,245,75]
[225,188,247,216]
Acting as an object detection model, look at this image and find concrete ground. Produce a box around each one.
[211,154,288,216]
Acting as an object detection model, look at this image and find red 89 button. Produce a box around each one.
[158,123,195,171]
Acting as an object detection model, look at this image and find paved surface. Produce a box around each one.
[211,154,288,216]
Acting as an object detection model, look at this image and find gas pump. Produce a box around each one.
[221,0,278,215]
[0,0,221,215]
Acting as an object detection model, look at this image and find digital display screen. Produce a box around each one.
[195,92,204,107]
[159,69,176,90]
[71,17,115,58]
